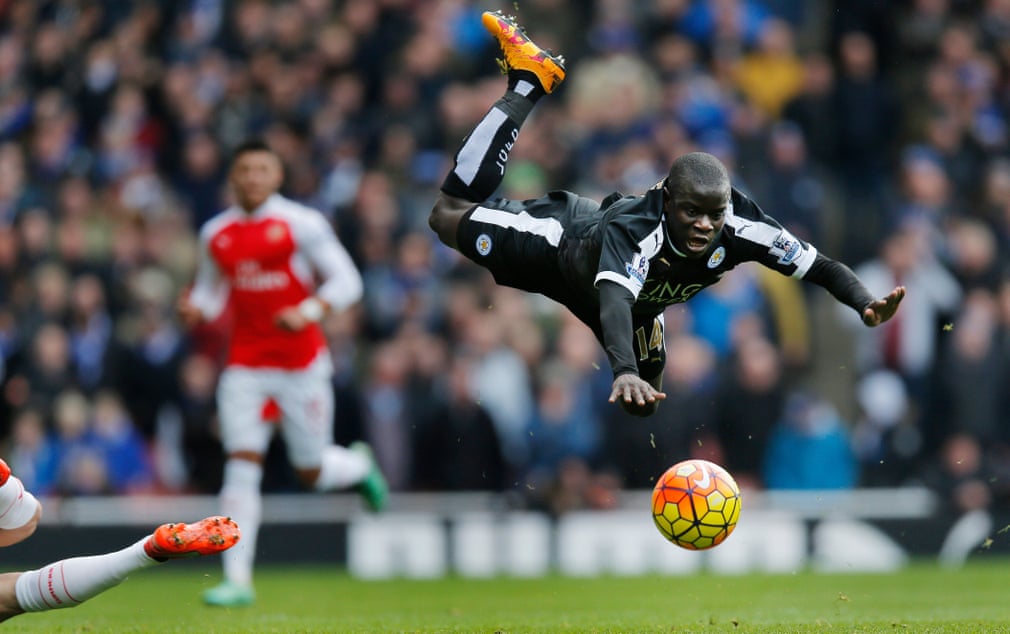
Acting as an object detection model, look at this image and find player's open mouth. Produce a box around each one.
[686,236,709,250]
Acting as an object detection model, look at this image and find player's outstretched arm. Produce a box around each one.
[801,253,905,327]
[861,286,906,327]
[599,281,666,416]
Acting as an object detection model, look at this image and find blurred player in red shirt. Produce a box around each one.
[178,139,387,607]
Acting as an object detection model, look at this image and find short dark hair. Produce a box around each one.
[230,138,276,164]
[666,152,729,192]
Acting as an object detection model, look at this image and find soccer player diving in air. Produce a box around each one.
[429,11,904,418]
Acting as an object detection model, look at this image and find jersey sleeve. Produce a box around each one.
[188,226,230,321]
[594,209,664,298]
[728,194,818,278]
[294,209,363,311]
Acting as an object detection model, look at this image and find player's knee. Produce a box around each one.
[429,193,467,249]
[295,467,321,489]
[427,204,455,248]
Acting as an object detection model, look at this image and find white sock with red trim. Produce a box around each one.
[13,538,157,612]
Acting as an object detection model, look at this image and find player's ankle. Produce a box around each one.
[508,70,548,103]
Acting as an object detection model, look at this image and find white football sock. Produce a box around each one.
[0,476,40,530]
[313,445,369,491]
[14,537,156,612]
[219,459,262,587]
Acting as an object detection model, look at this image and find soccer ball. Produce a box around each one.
[651,459,741,550]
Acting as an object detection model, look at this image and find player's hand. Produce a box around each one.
[608,373,666,416]
[862,286,906,327]
[274,306,311,332]
[176,295,204,328]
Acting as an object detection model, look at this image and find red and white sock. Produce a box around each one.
[14,538,158,612]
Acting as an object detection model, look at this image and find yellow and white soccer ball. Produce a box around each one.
[651,459,741,550]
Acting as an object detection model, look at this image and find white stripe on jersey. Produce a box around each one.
[790,243,817,277]
[639,224,665,259]
[596,270,639,295]
[726,214,817,278]
[592,224,665,297]
[455,108,509,185]
[472,206,564,246]
[726,213,779,245]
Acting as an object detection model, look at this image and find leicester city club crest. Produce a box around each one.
[707,246,725,269]
[476,233,492,256]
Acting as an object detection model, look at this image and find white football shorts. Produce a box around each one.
[216,353,334,468]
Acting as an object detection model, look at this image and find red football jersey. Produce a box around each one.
[189,194,362,369]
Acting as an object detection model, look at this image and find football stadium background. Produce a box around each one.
[0,0,1009,574]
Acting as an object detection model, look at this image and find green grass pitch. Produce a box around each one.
[4,559,1009,633]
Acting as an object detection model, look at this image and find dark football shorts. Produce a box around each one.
[456,194,570,294]
[456,194,666,382]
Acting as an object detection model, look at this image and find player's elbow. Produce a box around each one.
[345,275,364,306]
[324,276,363,312]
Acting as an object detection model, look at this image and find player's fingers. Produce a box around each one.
[863,307,879,326]
[626,384,640,404]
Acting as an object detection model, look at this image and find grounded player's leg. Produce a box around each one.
[430,11,566,248]
[4,517,238,621]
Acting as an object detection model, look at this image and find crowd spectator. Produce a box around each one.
[763,390,858,490]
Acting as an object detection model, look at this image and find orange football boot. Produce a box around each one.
[481,10,566,93]
[144,516,240,560]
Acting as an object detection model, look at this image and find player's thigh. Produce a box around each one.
[631,313,666,383]
[217,367,275,455]
[456,196,566,291]
[273,368,334,469]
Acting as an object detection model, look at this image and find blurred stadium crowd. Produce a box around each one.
[0,0,1008,519]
